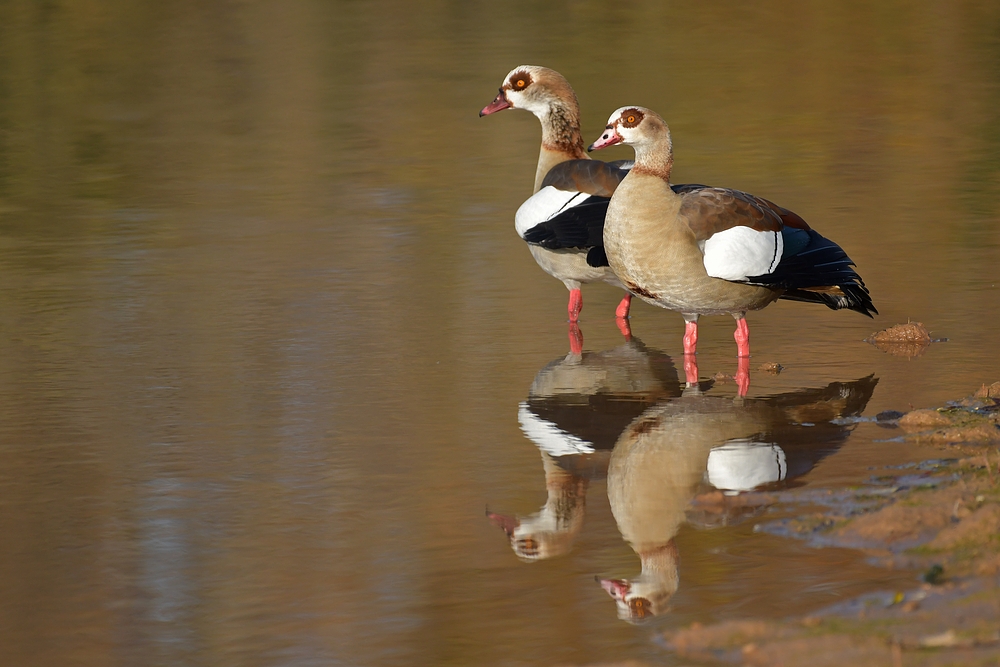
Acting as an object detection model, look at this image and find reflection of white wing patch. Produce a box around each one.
[705,439,786,491]
[702,227,782,280]
[517,402,595,457]
[515,187,589,238]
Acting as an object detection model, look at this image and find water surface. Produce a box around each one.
[2,2,1000,665]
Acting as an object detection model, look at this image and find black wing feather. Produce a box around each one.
[745,229,877,317]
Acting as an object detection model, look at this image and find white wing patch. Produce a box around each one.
[514,186,590,239]
[705,439,787,492]
[702,226,783,281]
[517,402,595,457]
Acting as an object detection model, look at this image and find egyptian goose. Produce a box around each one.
[589,106,876,395]
[480,66,706,325]
[600,376,877,621]
[488,336,681,560]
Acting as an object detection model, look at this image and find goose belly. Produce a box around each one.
[616,267,780,315]
[527,245,621,289]
[604,217,779,314]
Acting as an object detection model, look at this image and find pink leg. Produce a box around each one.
[615,316,632,341]
[568,288,583,323]
[568,322,583,355]
[683,320,699,356]
[734,317,750,358]
[615,293,632,319]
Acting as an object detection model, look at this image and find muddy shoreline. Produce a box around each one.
[579,383,1000,666]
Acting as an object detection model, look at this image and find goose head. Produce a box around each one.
[589,106,673,178]
[479,65,580,119]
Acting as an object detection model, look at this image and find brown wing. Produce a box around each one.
[540,159,628,197]
[678,188,811,240]
[758,196,811,230]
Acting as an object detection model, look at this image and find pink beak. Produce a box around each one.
[588,128,622,152]
[599,578,630,599]
[480,91,511,116]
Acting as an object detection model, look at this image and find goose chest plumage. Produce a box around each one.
[589,106,876,395]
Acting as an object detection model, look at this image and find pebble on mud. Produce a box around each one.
[864,321,936,357]
[894,387,1000,442]
[898,409,952,430]
[975,381,1000,398]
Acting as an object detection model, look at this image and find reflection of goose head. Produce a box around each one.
[490,338,681,561]
[601,376,878,619]
[488,451,586,561]
[600,541,679,622]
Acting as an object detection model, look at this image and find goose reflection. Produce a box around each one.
[600,376,878,622]
[488,332,681,560]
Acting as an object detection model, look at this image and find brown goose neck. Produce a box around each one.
[539,99,586,159]
[632,140,673,182]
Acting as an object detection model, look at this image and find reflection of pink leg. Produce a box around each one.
[568,289,583,323]
[615,316,632,341]
[735,354,750,397]
[684,353,699,386]
[568,322,583,355]
[615,293,632,319]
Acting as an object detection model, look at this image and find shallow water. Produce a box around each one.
[2,2,1000,665]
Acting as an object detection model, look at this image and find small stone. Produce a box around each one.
[920,629,959,647]
[868,322,932,344]
[865,322,934,357]
[974,381,1000,398]
[898,409,953,430]
[923,564,945,585]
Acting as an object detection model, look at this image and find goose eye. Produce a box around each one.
[620,110,644,128]
[508,71,533,90]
